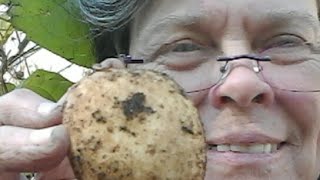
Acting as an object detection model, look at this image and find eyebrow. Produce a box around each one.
[254,10,319,31]
[144,14,203,34]
[140,13,206,61]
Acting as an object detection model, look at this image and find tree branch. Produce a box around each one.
[0,46,8,93]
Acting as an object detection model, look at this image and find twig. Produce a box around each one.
[0,47,8,93]
[23,57,31,76]
[8,45,41,66]
[0,16,10,23]
[57,63,73,73]
[15,31,21,43]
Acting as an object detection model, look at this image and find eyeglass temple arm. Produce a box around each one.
[119,54,144,66]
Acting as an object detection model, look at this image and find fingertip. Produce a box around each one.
[37,102,63,125]
[37,102,59,117]
[52,125,70,148]
[28,125,70,172]
[0,89,63,128]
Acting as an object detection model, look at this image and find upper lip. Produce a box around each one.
[207,132,285,145]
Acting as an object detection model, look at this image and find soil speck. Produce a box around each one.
[121,92,155,120]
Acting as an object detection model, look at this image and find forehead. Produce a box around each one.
[133,0,318,35]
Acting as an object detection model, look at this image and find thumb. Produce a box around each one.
[0,89,62,128]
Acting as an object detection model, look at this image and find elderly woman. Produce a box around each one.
[0,0,320,179]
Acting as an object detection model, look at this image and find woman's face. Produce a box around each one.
[129,0,320,179]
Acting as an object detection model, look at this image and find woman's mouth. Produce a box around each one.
[206,132,288,166]
[208,142,286,153]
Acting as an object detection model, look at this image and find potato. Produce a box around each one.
[63,69,206,180]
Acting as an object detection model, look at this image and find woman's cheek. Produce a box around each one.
[275,91,320,138]
[188,92,208,107]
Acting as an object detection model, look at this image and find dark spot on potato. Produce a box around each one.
[182,125,194,135]
[70,83,79,90]
[70,154,84,180]
[74,155,81,162]
[92,110,107,123]
[139,116,146,123]
[107,127,114,133]
[160,149,167,153]
[146,144,156,155]
[146,172,158,180]
[121,92,155,120]
[90,167,95,172]
[112,97,121,108]
[68,104,74,109]
[160,72,167,77]
[131,72,141,77]
[119,126,136,137]
[77,93,83,98]
[105,160,133,179]
[97,172,107,180]
[112,145,120,153]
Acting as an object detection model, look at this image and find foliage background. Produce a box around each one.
[0,0,95,102]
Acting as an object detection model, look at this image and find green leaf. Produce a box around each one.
[3,0,96,67]
[21,69,73,102]
[0,14,14,45]
[0,83,15,95]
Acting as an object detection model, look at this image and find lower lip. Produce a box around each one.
[207,145,285,167]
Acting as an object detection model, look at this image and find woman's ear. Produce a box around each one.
[92,58,126,71]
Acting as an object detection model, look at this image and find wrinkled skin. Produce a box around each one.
[1,0,320,180]
[129,0,320,179]
[0,89,73,180]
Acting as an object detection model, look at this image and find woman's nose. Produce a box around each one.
[209,66,275,108]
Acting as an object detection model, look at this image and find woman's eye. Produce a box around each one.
[171,43,202,52]
[264,34,306,49]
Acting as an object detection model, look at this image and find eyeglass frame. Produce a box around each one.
[119,53,320,93]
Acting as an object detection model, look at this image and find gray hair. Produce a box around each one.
[78,0,148,32]
[77,0,149,61]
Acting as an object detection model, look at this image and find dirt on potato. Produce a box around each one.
[63,69,206,180]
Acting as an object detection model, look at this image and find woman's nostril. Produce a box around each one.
[253,94,264,103]
[221,96,233,104]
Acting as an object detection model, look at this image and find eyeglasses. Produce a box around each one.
[121,41,320,94]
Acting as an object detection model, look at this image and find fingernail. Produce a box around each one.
[29,127,54,145]
[37,102,59,116]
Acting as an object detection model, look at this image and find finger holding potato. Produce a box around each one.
[0,89,72,179]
